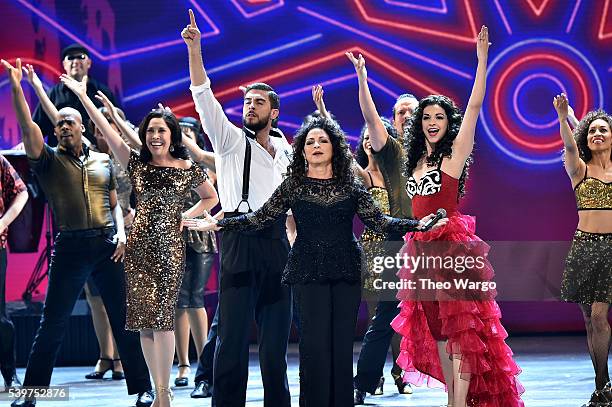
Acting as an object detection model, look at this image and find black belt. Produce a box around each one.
[58,227,116,239]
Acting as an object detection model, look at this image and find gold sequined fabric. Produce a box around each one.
[125,151,208,331]
[575,177,612,210]
[561,230,612,304]
[361,186,390,292]
[183,166,217,254]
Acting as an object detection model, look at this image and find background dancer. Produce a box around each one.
[554,93,612,407]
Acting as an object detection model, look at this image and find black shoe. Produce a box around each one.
[111,359,125,380]
[373,376,384,395]
[354,389,366,405]
[190,381,212,398]
[10,397,36,407]
[135,390,154,407]
[393,372,413,394]
[85,358,113,380]
[174,364,190,387]
[581,390,611,407]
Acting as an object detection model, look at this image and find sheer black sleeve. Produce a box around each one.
[218,178,295,231]
[354,181,420,233]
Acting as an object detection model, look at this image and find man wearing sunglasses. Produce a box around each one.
[31,43,117,147]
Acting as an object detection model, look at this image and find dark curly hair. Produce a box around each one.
[355,116,397,168]
[138,109,189,163]
[287,116,354,184]
[572,110,612,162]
[404,95,472,197]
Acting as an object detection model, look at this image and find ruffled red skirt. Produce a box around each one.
[390,214,525,407]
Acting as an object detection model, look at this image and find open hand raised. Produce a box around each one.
[60,73,87,97]
[476,25,490,61]
[345,52,367,82]
[22,64,43,89]
[553,93,569,121]
[1,58,23,87]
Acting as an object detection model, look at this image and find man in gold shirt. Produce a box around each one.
[2,58,153,407]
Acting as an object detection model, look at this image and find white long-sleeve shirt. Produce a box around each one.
[190,80,292,212]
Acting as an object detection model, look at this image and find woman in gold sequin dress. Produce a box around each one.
[61,75,218,407]
[553,94,612,407]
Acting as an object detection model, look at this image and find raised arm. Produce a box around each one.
[96,91,142,150]
[60,75,130,168]
[23,64,60,125]
[183,9,242,153]
[553,93,584,179]
[181,133,216,170]
[453,26,489,162]
[183,9,207,87]
[2,59,44,159]
[346,52,389,152]
[567,103,580,128]
[312,85,331,119]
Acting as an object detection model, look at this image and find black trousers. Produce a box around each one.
[294,281,361,407]
[194,299,218,384]
[22,230,151,395]
[353,300,401,393]
[0,248,17,379]
[212,230,292,407]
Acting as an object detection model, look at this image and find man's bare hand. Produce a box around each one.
[60,74,87,97]
[22,64,43,90]
[345,52,367,82]
[181,9,201,48]
[1,58,24,88]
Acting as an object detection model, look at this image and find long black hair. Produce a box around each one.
[572,110,612,162]
[355,117,397,168]
[287,116,354,184]
[404,95,472,197]
[138,109,189,163]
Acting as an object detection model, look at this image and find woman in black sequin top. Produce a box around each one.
[186,117,445,407]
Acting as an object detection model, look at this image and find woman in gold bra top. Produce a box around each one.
[553,94,612,407]
[354,120,392,318]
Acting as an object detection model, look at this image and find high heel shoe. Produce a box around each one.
[373,376,384,395]
[111,359,125,380]
[582,385,612,407]
[392,372,413,394]
[85,358,113,379]
[174,364,190,387]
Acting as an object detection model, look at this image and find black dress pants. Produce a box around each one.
[294,280,361,407]
[212,230,292,407]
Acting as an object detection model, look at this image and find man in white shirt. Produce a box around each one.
[182,10,293,407]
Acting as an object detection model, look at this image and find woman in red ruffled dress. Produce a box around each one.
[390,26,524,407]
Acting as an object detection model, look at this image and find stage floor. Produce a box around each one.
[1,335,605,406]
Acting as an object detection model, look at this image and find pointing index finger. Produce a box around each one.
[189,9,198,28]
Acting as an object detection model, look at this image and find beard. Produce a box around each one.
[243,113,270,132]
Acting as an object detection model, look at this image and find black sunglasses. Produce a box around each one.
[64,54,87,61]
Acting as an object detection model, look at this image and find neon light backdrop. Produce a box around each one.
[1,1,610,330]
